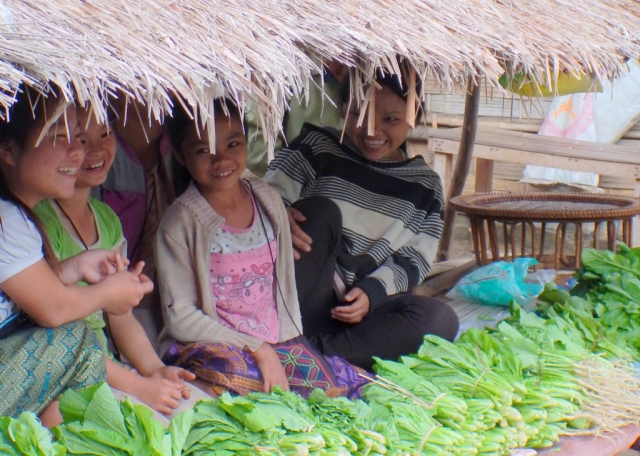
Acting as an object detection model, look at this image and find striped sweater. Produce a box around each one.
[264,124,444,309]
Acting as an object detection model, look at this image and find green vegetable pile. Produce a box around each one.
[538,243,640,358]
[0,412,65,455]
[362,302,640,455]
[3,246,640,455]
[182,388,389,455]
[54,382,192,456]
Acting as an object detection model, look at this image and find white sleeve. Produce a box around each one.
[0,201,44,284]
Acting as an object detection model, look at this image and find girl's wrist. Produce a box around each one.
[126,374,148,397]
[139,361,166,378]
[58,256,80,284]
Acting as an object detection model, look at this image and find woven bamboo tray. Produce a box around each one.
[450,192,640,222]
[449,192,640,268]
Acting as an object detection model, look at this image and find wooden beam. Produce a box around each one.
[415,259,477,298]
[437,77,481,261]
[475,158,494,192]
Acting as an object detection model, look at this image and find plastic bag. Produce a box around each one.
[447,258,554,307]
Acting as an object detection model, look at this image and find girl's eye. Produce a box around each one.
[195,147,210,154]
[385,116,399,122]
[101,130,112,139]
[349,111,360,117]
[228,141,239,148]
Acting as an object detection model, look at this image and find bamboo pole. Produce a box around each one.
[437,77,481,262]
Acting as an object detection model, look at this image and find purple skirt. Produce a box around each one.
[163,335,369,399]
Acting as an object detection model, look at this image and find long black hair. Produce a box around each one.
[0,85,66,273]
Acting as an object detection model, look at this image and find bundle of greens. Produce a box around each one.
[363,300,640,454]
[0,412,65,455]
[568,244,640,356]
[182,388,388,455]
[53,382,191,456]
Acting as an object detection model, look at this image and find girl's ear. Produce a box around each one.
[0,141,18,167]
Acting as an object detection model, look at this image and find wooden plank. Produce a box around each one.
[426,93,551,120]
[433,152,452,194]
[426,257,476,278]
[433,138,640,179]
[536,424,640,456]
[424,127,640,164]
[475,158,494,192]
[438,79,482,261]
[416,259,477,298]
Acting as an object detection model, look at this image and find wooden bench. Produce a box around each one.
[408,126,640,244]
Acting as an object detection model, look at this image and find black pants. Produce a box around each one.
[292,197,459,370]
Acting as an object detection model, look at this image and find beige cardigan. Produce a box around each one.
[155,178,303,355]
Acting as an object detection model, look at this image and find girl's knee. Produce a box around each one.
[405,296,459,342]
[292,197,341,229]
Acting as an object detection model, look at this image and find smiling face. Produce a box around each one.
[1,103,84,208]
[76,109,116,189]
[344,84,411,162]
[178,114,247,197]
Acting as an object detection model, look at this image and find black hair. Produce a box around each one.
[166,98,241,153]
[340,60,423,115]
[166,98,242,196]
[0,85,64,274]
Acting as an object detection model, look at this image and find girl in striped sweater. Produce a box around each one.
[265,67,459,369]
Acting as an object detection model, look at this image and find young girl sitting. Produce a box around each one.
[157,99,368,398]
[35,106,196,415]
[0,86,153,427]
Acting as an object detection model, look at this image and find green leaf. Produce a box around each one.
[18,412,57,456]
[130,400,166,454]
[497,322,539,369]
[121,399,145,440]
[582,248,640,276]
[8,415,38,455]
[169,408,194,456]
[77,427,137,453]
[83,383,129,438]
[58,382,101,423]
[53,422,123,456]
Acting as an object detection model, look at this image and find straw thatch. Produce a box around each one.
[1,0,639,146]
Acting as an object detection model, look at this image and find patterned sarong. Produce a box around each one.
[163,335,369,399]
[0,321,106,416]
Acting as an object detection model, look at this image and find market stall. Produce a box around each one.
[1,1,640,455]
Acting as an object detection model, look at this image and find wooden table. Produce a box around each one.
[406,126,640,245]
[449,193,640,269]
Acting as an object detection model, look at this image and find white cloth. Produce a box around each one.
[526,60,640,190]
[0,199,43,326]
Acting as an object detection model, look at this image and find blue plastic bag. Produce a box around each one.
[447,258,544,306]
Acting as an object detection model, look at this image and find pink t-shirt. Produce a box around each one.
[209,196,279,343]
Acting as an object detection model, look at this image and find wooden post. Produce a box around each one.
[475,158,494,193]
[437,77,481,262]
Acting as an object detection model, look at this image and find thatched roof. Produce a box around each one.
[1,0,639,146]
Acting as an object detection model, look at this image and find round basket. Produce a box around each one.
[449,192,640,222]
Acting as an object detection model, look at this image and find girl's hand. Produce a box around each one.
[60,250,128,284]
[150,366,196,399]
[101,271,153,316]
[331,287,370,324]
[132,376,185,415]
[286,207,313,260]
[251,343,290,392]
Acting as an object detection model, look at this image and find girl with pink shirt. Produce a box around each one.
[156,99,367,398]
